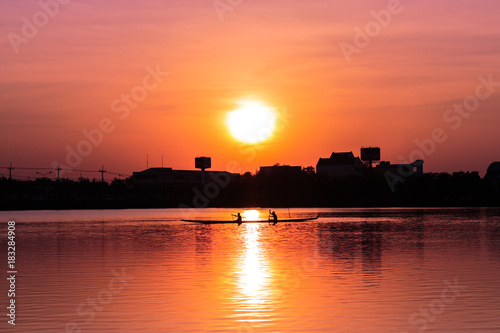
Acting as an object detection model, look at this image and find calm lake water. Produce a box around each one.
[1,207,500,332]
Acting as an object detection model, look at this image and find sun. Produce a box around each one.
[242,209,260,221]
[226,100,277,144]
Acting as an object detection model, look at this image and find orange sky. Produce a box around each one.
[1,0,499,179]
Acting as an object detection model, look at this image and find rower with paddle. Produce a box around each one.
[232,212,242,225]
[269,210,278,225]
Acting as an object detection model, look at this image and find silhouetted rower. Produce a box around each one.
[270,210,278,225]
[232,213,242,225]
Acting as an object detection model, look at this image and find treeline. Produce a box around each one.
[0,169,499,210]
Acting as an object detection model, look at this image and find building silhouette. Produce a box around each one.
[131,167,238,185]
[375,160,424,176]
[316,152,364,178]
[259,165,302,175]
[317,148,424,178]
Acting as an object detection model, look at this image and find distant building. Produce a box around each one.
[259,165,302,175]
[316,152,364,178]
[131,167,238,185]
[317,149,424,179]
[375,160,424,176]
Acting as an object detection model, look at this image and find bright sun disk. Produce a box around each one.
[242,210,260,221]
[226,100,277,144]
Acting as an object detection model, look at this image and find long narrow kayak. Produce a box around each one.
[182,216,319,224]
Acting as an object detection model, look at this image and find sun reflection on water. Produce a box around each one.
[238,223,269,304]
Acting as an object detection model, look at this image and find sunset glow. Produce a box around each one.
[226,100,277,144]
[1,1,499,176]
[242,209,260,221]
[2,1,500,332]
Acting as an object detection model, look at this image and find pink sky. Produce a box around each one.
[1,0,499,179]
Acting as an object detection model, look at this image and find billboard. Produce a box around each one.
[195,157,211,169]
[361,147,380,162]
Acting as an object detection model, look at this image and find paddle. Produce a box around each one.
[231,213,242,226]
[267,210,279,233]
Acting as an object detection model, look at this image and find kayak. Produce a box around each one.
[182,215,319,224]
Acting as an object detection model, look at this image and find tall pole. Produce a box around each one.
[8,162,13,180]
[147,154,149,169]
[56,163,62,180]
[100,165,106,183]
